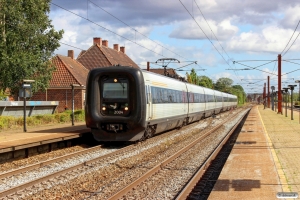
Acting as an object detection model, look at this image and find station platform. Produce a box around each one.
[208,105,300,200]
[0,122,90,160]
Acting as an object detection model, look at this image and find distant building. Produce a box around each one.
[148,68,186,81]
[30,51,88,112]
[77,37,139,70]
[30,37,140,112]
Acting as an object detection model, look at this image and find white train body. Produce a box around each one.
[85,66,237,141]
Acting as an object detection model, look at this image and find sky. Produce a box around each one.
[49,0,300,94]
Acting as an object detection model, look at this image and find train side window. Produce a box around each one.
[145,86,148,104]
[163,89,167,103]
[189,93,194,103]
[151,87,158,103]
[167,89,171,103]
[159,89,163,103]
[151,87,155,103]
[177,91,181,103]
[170,89,175,103]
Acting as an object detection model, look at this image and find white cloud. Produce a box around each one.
[226,26,300,53]
[169,17,238,41]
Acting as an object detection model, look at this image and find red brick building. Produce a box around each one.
[30,51,88,112]
[77,37,139,69]
[31,37,140,112]
[148,68,186,81]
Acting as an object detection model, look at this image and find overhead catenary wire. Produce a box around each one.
[53,1,243,82]
[178,0,241,81]
[282,31,300,57]
[52,1,214,77]
[193,0,231,62]
[51,2,166,57]
[87,0,186,60]
[193,0,240,78]
[281,19,300,56]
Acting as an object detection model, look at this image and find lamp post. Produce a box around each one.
[296,80,300,124]
[283,88,289,117]
[22,79,35,132]
[70,84,81,126]
[271,86,275,111]
[288,85,297,120]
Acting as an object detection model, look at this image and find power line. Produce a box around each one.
[178,0,241,80]
[192,0,239,78]
[282,31,300,57]
[233,62,277,75]
[281,19,300,56]
[52,2,166,57]
[193,0,231,61]
[59,42,85,51]
[52,2,214,77]
[87,0,186,60]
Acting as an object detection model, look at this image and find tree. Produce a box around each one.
[186,69,199,85]
[214,78,233,92]
[232,85,244,92]
[231,85,246,104]
[198,76,213,89]
[0,0,64,94]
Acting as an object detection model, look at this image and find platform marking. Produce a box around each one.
[257,106,290,192]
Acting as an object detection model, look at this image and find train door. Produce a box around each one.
[146,85,153,119]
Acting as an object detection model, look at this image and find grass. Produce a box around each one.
[0,110,85,131]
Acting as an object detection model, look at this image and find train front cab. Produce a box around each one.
[85,66,147,141]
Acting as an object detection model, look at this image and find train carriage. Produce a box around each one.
[143,71,188,135]
[185,83,206,123]
[85,66,237,142]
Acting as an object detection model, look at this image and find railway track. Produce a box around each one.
[0,108,247,199]
[176,109,247,199]
[108,108,249,199]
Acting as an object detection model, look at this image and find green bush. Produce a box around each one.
[0,110,85,131]
[74,110,85,121]
[295,101,300,106]
[0,116,16,129]
[59,112,70,123]
[15,117,23,126]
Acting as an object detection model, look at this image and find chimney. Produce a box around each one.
[113,44,119,51]
[68,50,74,59]
[102,40,108,47]
[147,62,150,71]
[120,46,125,53]
[93,37,102,46]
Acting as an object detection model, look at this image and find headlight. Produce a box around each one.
[124,107,128,111]
[102,107,106,111]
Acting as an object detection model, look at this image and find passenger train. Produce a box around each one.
[85,66,237,142]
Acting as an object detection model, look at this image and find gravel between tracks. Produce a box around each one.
[1,109,243,199]
[0,145,88,173]
[122,109,249,199]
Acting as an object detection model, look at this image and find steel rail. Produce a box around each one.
[0,145,105,180]
[107,108,248,200]
[0,143,135,198]
[175,108,249,199]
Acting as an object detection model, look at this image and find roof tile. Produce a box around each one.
[50,55,89,87]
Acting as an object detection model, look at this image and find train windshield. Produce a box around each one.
[103,82,128,99]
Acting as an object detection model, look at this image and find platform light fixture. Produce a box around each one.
[70,84,82,126]
[283,87,289,117]
[288,85,297,120]
[271,86,275,111]
[22,79,35,132]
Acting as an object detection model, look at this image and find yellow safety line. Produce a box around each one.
[257,106,290,192]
